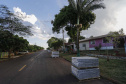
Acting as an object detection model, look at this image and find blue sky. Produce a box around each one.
[1,0,126,49]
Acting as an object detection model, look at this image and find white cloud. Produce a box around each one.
[13,7,54,41]
[81,0,126,38]
[13,7,37,24]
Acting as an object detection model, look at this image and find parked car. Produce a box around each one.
[18,51,29,55]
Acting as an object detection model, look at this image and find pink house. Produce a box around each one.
[74,34,126,50]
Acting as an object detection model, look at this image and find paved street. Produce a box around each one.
[0,50,114,84]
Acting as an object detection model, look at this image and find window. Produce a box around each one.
[103,38,108,43]
[83,44,86,47]
[90,40,95,44]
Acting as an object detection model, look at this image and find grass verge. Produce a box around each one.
[60,53,126,84]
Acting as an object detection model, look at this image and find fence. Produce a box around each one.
[0,52,8,58]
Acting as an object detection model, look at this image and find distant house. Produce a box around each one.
[73,34,126,51]
[62,43,74,52]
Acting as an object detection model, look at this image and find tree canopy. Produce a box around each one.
[0,5,32,36]
[52,4,96,46]
[47,37,65,50]
[68,35,85,43]
[0,30,44,57]
[28,45,44,52]
[0,30,30,57]
[68,0,105,56]
[52,5,96,33]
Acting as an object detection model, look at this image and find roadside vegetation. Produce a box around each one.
[60,53,126,84]
[0,5,44,58]
[47,37,65,50]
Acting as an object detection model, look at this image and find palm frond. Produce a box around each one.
[82,0,88,7]
[68,0,77,10]
[87,3,105,11]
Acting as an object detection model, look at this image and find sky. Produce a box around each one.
[0,0,126,49]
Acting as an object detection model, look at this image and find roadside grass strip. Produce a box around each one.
[60,53,126,84]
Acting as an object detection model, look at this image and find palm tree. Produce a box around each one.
[68,0,105,56]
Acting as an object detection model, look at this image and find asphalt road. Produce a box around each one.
[0,50,114,84]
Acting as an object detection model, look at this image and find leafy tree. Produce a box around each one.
[106,28,124,49]
[47,37,65,50]
[47,37,58,48]
[28,45,44,52]
[68,0,105,56]
[105,28,124,61]
[0,30,30,58]
[0,5,32,36]
[95,44,101,54]
[13,35,29,55]
[0,30,14,58]
[79,36,85,40]
[68,36,85,43]
[52,4,96,50]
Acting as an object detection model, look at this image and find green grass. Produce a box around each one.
[60,53,126,84]
[99,58,126,84]
[60,53,76,62]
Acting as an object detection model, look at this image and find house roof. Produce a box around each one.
[79,34,126,43]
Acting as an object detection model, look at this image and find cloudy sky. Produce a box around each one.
[0,0,126,49]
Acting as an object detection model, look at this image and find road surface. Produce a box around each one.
[0,50,114,84]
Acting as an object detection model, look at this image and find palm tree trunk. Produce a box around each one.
[77,15,80,56]
[62,28,65,53]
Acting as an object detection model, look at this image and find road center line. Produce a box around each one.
[35,52,43,57]
[31,58,34,61]
[19,65,26,72]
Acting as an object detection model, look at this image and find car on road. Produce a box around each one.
[18,51,29,55]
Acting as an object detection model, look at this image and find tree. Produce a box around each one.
[105,28,124,61]
[52,4,96,51]
[0,5,32,36]
[106,28,124,49]
[47,37,58,48]
[13,35,29,55]
[0,30,14,58]
[47,37,65,50]
[95,44,101,54]
[68,0,105,56]
[68,36,85,43]
[0,30,30,58]
[28,45,44,52]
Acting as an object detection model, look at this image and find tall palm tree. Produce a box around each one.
[68,0,105,56]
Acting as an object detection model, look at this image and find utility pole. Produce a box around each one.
[62,28,65,53]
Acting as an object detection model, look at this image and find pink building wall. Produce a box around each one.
[89,38,113,48]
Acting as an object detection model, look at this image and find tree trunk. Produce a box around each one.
[106,43,109,61]
[0,52,1,58]
[77,15,80,56]
[8,51,11,59]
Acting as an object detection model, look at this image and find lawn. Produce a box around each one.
[60,53,126,84]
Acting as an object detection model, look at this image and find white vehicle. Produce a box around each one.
[18,51,29,55]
